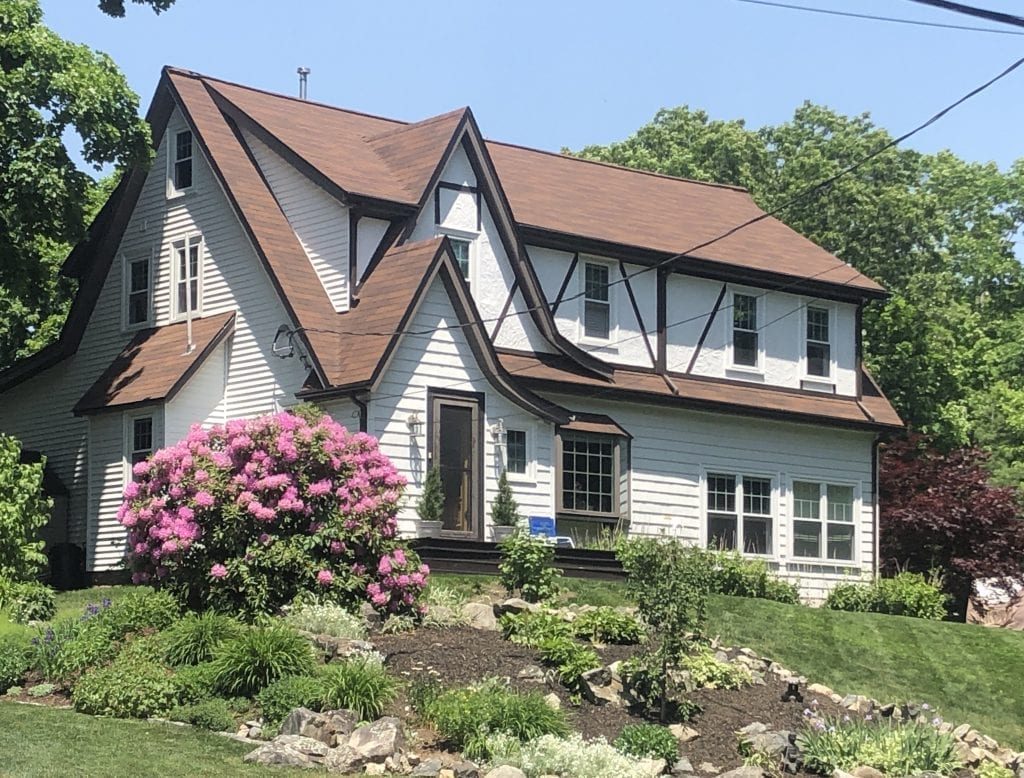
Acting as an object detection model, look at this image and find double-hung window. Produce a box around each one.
[505,429,528,476]
[169,130,193,194]
[792,481,855,561]
[583,262,611,341]
[805,306,831,378]
[449,238,471,284]
[732,293,759,367]
[560,431,617,516]
[130,417,154,467]
[706,473,773,554]
[124,255,151,327]
[173,235,203,316]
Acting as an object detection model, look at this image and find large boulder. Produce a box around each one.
[279,707,357,747]
[324,745,367,775]
[348,716,405,760]
[485,767,526,778]
[462,602,498,630]
[243,735,330,768]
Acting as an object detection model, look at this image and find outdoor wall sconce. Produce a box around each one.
[406,412,423,440]
[489,418,505,446]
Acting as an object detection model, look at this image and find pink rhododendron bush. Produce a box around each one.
[117,407,428,617]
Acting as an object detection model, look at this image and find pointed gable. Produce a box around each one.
[367,109,468,201]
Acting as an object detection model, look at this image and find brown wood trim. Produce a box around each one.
[348,209,361,302]
[619,259,656,367]
[435,181,482,229]
[656,268,667,372]
[685,283,728,374]
[551,252,578,316]
[855,303,863,398]
[427,387,486,541]
[490,279,520,341]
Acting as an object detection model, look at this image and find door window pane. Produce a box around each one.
[438,404,473,532]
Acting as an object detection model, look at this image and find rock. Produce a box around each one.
[494,597,536,616]
[672,756,695,775]
[878,702,895,718]
[718,767,766,778]
[850,766,884,778]
[714,650,730,663]
[670,723,700,743]
[833,771,857,778]
[236,725,249,738]
[348,716,405,760]
[742,731,789,756]
[697,763,719,775]
[749,670,766,686]
[412,758,444,777]
[840,694,873,715]
[247,724,262,739]
[324,745,368,774]
[768,662,791,678]
[463,602,498,630]
[243,734,330,768]
[736,722,769,737]
[485,768,527,778]
[580,666,626,706]
[364,764,386,776]
[452,760,480,778]
[280,707,357,747]
[637,758,667,777]
[952,723,972,739]
[807,683,833,698]
[543,693,561,710]
[517,664,548,682]
[440,770,455,778]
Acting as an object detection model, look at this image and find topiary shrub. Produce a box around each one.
[73,656,178,718]
[163,611,243,666]
[823,572,948,620]
[169,698,236,732]
[7,581,56,624]
[498,531,560,603]
[0,638,29,693]
[0,433,51,583]
[490,470,521,527]
[417,464,444,523]
[118,408,428,618]
[255,674,325,727]
[614,723,679,764]
[210,622,316,698]
[319,658,397,721]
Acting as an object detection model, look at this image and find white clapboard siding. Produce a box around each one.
[243,130,351,313]
[369,275,555,537]
[164,341,228,446]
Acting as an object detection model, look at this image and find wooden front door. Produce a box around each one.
[430,392,482,537]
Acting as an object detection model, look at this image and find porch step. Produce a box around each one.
[409,538,625,581]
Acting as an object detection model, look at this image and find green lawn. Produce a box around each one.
[0,585,136,642]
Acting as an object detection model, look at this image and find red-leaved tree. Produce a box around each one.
[880,435,1024,620]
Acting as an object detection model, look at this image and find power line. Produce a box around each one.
[732,0,1024,35]
[904,0,1024,30]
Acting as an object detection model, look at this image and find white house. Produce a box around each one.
[0,68,902,600]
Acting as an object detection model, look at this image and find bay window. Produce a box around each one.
[559,431,618,517]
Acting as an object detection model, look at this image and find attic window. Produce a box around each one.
[449,238,471,283]
[169,130,193,194]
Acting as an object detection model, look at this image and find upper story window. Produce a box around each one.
[123,254,151,328]
[731,293,759,368]
[130,416,154,466]
[560,431,618,517]
[805,306,831,378]
[172,234,203,317]
[792,480,855,561]
[168,130,194,195]
[583,262,611,341]
[505,429,528,475]
[449,238,471,284]
[706,472,773,555]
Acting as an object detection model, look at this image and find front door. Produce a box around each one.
[430,393,482,537]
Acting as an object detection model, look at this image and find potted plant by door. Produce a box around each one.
[417,465,444,537]
[490,469,521,543]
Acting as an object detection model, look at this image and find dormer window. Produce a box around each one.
[731,292,759,368]
[168,129,193,196]
[583,262,611,341]
[449,238,471,283]
[806,306,831,378]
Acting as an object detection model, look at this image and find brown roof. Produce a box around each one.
[74,312,235,415]
[498,351,903,431]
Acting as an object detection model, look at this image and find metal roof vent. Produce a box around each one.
[297,67,310,100]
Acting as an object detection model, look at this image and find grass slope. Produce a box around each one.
[0,702,311,777]
[0,585,137,641]
[708,594,1024,748]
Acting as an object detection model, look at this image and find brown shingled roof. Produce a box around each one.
[74,312,235,415]
[498,350,902,431]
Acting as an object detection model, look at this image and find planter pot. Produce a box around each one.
[418,520,442,538]
[490,525,516,543]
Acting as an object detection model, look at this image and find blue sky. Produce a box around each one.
[41,0,1024,171]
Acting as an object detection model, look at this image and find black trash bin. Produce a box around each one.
[49,543,86,591]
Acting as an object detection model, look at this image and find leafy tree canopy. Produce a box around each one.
[0,0,150,367]
[574,104,1024,484]
[97,0,174,16]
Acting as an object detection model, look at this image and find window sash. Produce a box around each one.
[583,263,611,340]
[175,237,202,315]
[806,306,831,377]
[732,293,759,367]
[505,429,527,475]
[173,130,193,191]
[560,432,617,516]
[131,417,154,465]
[706,473,772,554]
[792,480,855,560]
[126,257,150,325]
[449,238,471,282]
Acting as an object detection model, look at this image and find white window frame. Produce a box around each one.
[579,258,616,346]
[171,233,204,321]
[121,251,153,331]
[789,478,859,564]
[502,426,535,484]
[726,288,765,374]
[123,412,156,483]
[801,302,837,384]
[701,469,778,557]
[437,227,478,290]
[166,129,194,198]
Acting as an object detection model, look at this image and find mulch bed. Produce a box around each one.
[374,624,839,773]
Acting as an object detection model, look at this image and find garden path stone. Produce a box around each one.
[462,602,497,630]
[243,734,330,769]
[484,767,526,778]
[348,716,405,759]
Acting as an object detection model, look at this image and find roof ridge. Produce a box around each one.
[485,137,751,194]
[366,107,469,143]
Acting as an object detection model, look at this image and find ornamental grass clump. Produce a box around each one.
[162,611,243,666]
[210,622,316,698]
[117,407,428,617]
[319,658,397,721]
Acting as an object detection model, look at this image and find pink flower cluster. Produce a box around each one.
[117,409,424,614]
[367,547,430,613]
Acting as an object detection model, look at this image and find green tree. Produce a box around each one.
[490,469,521,527]
[97,0,175,16]
[417,465,445,523]
[0,432,52,582]
[575,103,1024,482]
[0,0,151,367]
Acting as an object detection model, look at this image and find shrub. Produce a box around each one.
[163,611,243,666]
[614,723,679,764]
[416,679,568,760]
[73,656,178,718]
[679,649,752,690]
[498,531,560,603]
[823,572,948,620]
[319,658,397,721]
[417,464,444,522]
[169,698,236,731]
[118,408,428,618]
[705,549,801,604]
[101,589,181,638]
[0,433,51,582]
[500,610,572,647]
[29,614,117,686]
[538,636,600,697]
[7,581,56,624]
[571,607,644,645]
[0,638,29,693]
[210,623,316,697]
[491,470,521,527]
[27,682,55,697]
[171,662,219,705]
[798,716,961,776]
[283,602,366,640]
[256,674,325,727]
[117,631,171,664]
[488,732,657,778]
[422,585,468,629]
[977,763,1015,778]
[620,651,701,722]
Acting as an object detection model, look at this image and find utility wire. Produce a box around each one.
[904,0,1024,30]
[733,0,1024,35]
